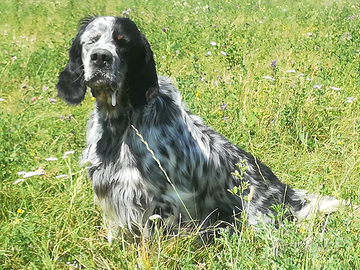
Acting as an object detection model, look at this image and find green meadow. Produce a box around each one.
[1,0,360,268]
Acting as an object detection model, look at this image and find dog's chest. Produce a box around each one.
[84,118,156,226]
[84,116,143,188]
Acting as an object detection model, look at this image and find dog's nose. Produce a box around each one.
[90,49,113,67]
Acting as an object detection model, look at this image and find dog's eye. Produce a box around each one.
[113,33,128,47]
[86,35,100,44]
[91,36,100,43]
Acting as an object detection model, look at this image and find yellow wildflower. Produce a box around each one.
[195,90,200,98]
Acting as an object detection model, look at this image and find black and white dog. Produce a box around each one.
[57,16,339,241]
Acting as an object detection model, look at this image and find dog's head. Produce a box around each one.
[57,16,158,109]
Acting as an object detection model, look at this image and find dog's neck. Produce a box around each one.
[93,95,130,162]
[92,83,129,119]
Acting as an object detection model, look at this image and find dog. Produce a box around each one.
[57,16,339,242]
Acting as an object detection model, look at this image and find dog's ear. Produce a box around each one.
[128,32,159,108]
[57,20,90,105]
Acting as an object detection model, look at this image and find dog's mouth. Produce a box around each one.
[85,72,119,107]
[90,87,119,107]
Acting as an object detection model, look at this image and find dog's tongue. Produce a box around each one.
[111,90,117,107]
[111,91,117,107]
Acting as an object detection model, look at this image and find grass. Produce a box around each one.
[0,0,360,268]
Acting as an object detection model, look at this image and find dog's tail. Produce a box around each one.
[292,190,342,221]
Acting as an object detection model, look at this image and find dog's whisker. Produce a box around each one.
[72,69,84,83]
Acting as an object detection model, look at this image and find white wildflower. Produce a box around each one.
[346,97,356,103]
[210,41,217,46]
[262,76,275,81]
[13,179,25,184]
[45,157,58,161]
[23,171,44,178]
[330,86,341,91]
[149,214,162,221]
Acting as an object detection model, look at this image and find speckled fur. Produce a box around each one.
[57,16,338,241]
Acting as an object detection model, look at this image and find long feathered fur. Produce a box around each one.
[57,16,340,242]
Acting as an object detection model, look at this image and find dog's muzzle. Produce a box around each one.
[85,49,119,106]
